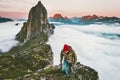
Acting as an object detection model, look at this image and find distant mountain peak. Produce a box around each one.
[49,13,72,23]
[82,14,99,21]
[53,13,63,19]
[0,16,13,23]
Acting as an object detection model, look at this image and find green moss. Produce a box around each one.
[0,33,52,79]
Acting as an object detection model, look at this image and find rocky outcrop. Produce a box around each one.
[15,62,99,80]
[16,1,54,43]
[15,0,54,65]
[0,1,54,79]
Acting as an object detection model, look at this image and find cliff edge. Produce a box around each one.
[0,1,99,80]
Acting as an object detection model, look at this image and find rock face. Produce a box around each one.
[0,1,54,79]
[20,62,99,80]
[16,1,54,43]
[15,0,55,66]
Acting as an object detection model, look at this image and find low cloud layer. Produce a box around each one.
[0,21,120,80]
[48,24,120,80]
[0,21,23,52]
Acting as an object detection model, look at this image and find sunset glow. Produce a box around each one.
[0,0,120,18]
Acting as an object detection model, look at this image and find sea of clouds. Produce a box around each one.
[48,23,120,80]
[0,21,120,80]
[0,21,23,52]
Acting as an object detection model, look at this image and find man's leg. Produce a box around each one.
[68,63,73,74]
[62,60,69,76]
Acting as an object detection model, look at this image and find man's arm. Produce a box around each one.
[72,49,77,70]
[59,50,63,66]
[60,50,63,63]
[72,50,77,65]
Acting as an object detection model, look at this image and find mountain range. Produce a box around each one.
[49,14,120,25]
[0,16,13,23]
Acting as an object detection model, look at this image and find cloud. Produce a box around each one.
[0,21,24,52]
[48,23,120,80]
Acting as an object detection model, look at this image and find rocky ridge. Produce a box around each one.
[80,15,120,25]
[0,1,99,80]
[49,14,120,25]
[0,1,54,79]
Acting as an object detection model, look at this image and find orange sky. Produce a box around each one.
[0,0,120,19]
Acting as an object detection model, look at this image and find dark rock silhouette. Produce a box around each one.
[15,23,20,26]
[96,16,120,24]
[0,16,13,23]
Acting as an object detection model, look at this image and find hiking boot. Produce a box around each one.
[65,75,70,80]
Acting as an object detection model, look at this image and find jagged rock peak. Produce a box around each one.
[16,1,54,43]
[38,0,41,4]
[35,1,45,10]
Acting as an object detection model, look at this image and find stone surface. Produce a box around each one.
[16,1,54,43]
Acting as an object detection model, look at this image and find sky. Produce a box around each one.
[0,0,120,19]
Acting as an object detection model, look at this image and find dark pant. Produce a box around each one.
[62,60,73,76]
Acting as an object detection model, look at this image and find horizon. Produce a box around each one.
[0,0,120,19]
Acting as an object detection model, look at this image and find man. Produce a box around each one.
[59,44,77,77]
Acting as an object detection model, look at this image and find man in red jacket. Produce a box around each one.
[59,44,77,77]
